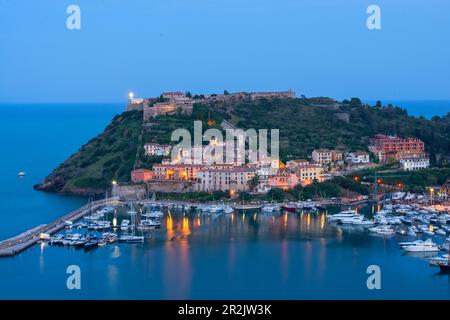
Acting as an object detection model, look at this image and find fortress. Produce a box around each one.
[126,90,295,121]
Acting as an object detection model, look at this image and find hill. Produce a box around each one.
[34,97,450,195]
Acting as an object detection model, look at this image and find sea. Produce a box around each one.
[0,101,449,300]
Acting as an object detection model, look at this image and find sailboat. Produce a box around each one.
[119,203,144,243]
[84,195,99,250]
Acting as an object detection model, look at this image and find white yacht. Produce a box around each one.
[402,239,439,252]
[118,235,144,243]
[369,225,395,235]
[329,210,358,222]
[340,216,375,226]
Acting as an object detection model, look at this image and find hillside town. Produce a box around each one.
[128,92,432,196]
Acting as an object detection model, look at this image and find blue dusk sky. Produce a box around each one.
[0,0,449,103]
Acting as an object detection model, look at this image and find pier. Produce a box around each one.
[0,197,119,257]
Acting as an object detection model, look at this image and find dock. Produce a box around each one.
[0,197,119,257]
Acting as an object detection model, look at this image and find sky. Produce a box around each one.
[0,0,449,103]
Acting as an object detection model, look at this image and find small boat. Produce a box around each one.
[281,203,297,213]
[17,171,26,177]
[436,229,447,236]
[118,235,144,243]
[84,236,99,250]
[396,229,407,236]
[369,226,395,235]
[223,205,234,214]
[120,219,131,231]
[407,227,417,237]
[39,233,51,241]
[142,210,164,218]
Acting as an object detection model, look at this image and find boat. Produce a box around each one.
[261,204,279,213]
[407,227,417,237]
[118,235,144,243]
[281,203,297,213]
[119,204,144,243]
[396,229,407,235]
[208,205,224,214]
[120,219,130,231]
[369,226,395,235]
[223,205,234,214]
[402,239,439,252]
[142,210,164,218]
[39,233,51,241]
[83,235,99,250]
[436,229,447,236]
[329,210,358,222]
[340,216,375,226]
[17,171,26,177]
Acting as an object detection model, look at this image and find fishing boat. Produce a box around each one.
[281,202,297,213]
[17,171,26,177]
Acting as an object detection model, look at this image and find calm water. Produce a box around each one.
[0,103,450,300]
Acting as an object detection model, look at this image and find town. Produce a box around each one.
[126,91,435,201]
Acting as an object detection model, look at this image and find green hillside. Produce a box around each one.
[34,97,450,195]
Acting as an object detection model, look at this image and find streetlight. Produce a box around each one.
[112,180,117,199]
[430,188,434,205]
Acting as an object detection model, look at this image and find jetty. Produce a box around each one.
[0,197,119,257]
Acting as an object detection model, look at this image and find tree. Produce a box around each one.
[247,174,260,191]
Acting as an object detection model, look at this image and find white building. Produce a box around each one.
[144,143,172,157]
[400,157,430,171]
[346,152,370,164]
[195,166,256,192]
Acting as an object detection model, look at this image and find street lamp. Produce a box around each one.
[112,180,117,199]
[430,188,434,205]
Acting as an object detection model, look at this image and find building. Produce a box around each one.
[296,165,323,185]
[152,164,203,181]
[312,149,333,165]
[346,152,370,164]
[144,143,172,157]
[331,150,343,162]
[442,180,450,196]
[399,156,430,171]
[131,169,153,183]
[268,172,299,190]
[195,166,256,192]
[286,159,317,168]
[369,134,425,162]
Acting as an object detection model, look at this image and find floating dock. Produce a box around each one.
[0,198,119,257]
